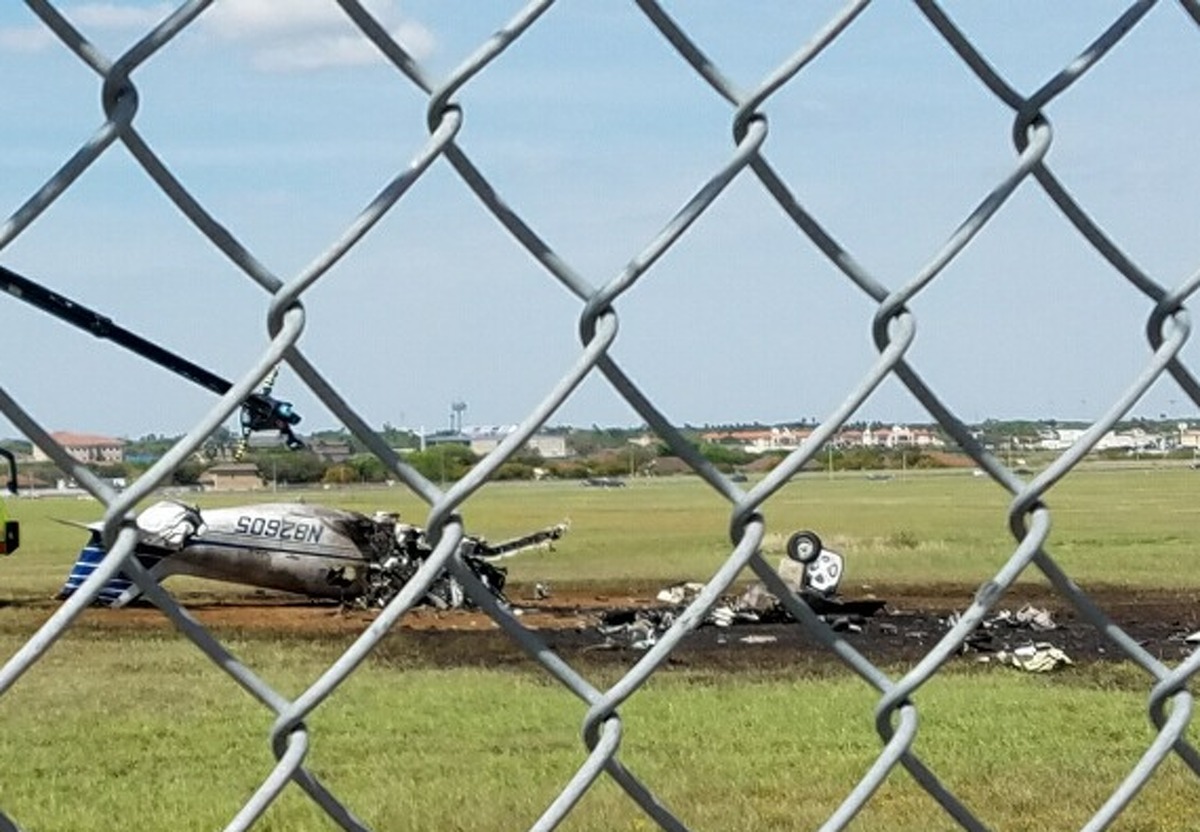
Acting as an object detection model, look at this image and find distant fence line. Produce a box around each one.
[3,3,1200,830]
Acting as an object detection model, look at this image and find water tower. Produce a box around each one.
[450,400,467,434]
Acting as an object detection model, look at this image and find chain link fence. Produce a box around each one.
[2,1,1200,829]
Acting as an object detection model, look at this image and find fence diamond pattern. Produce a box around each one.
[2,2,1199,829]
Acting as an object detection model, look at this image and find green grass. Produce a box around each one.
[0,631,1197,831]
[2,465,1200,829]
[5,464,1199,599]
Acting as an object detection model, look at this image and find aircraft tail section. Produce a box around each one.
[57,534,155,607]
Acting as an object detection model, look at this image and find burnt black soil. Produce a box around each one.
[48,582,1200,673]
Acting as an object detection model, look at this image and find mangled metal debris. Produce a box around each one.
[597,536,887,649]
[351,514,570,610]
[985,643,1073,672]
[58,498,568,610]
[950,605,1065,656]
[597,608,676,650]
[991,605,1058,632]
[656,582,706,606]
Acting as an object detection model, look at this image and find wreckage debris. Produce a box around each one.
[984,643,1074,672]
[948,605,1066,656]
[739,634,778,645]
[991,604,1058,632]
[57,498,569,611]
[595,596,881,650]
[355,516,570,611]
[595,555,887,650]
[594,574,1080,661]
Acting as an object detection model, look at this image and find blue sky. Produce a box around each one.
[1,2,1198,441]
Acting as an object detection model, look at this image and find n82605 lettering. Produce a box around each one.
[234,515,324,544]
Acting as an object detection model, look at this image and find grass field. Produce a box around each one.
[1,633,1197,831]
[0,464,1198,830]
[4,462,1198,598]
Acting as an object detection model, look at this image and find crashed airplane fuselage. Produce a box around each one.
[58,500,567,609]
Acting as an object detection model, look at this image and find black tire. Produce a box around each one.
[785,530,822,564]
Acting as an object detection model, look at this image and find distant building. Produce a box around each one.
[244,432,288,451]
[423,431,471,449]
[836,425,945,450]
[1037,428,1088,451]
[1179,428,1200,449]
[308,439,353,463]
[1039,428,1167,453]
[701,425,946,455]
[201,462,263,491]
[446,426,570,459]
[700,427,813,454]
[31,432,125,464]
[527,434,568,459]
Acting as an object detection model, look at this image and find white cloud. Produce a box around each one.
[200,0,435,70]
[0,25,55,53]
[203,0,357,39]
[0,3,172,54]
[69,3,174,29]
[254,23,434,71]
[0,2,434,67]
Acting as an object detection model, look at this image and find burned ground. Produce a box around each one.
[34,582,1200,673]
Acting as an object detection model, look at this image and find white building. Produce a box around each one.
[462,426,569,459]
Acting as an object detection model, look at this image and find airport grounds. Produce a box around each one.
[1,461,1199,830]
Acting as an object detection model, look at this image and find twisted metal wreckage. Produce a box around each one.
[596,531,889,649]
[58,500,570,609]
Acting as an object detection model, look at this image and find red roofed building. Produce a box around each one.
[31,432,125,464]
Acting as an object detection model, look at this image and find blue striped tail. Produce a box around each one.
[57,534,154,606]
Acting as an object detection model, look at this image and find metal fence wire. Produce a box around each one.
[2,1,1200,829]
